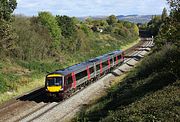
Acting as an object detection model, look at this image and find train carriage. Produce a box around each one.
[45,50,124,100]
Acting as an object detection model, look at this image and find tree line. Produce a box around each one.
[0,0,139,62]
[141,0,179,77]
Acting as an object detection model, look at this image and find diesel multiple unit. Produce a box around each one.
[45,50,124,99]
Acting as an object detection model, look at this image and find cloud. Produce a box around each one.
[14,0,169,16]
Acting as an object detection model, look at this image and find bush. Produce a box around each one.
[56,15,76,38]
[13,16,52,60]
[0,74,7,92]
[136,45,180,79]
[38,12,61,50]
[17,60,63,73]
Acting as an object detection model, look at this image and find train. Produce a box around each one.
[45,50,124,100]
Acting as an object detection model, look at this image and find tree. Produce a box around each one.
[106,15,117,25]
[101,20,108,27]
[85,17,93,25]
[56,15,76,38]
[123,21,132,28]
[80,23,92,36]
[161,8,168,21]
[72,17,80,25]
[147,15,162,36]
[167,0,180,22]
[38,12,61,50]
[132,24,139,36]
[0,0,17,57]
[167,0,180,11]
[155,0,180,48]
[92,20,101,26]
[166,0,180,45]
[0,0,17,21]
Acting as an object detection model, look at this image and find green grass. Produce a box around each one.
[0,77,44,104]
[74,45,180,122]
[0,73,7,93]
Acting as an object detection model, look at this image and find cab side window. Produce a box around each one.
[118,54,121,60]
[66,76,73,85]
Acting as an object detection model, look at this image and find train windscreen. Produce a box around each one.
[46,77,62,86]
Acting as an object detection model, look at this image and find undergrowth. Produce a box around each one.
[75,44,180,122]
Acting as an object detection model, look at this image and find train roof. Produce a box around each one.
[48,50,123,76]
[89,50,122,61]
[52,60,93,76]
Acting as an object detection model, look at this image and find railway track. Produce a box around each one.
[16,86,87,122]
[0,38,154,122]
[0,88,47,122]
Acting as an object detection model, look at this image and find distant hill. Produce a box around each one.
[78,15,154,24]
[117,15,153,23]
[78,16,107,21]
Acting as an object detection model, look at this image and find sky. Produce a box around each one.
[14,0,169,17]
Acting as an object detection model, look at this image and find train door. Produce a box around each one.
[64,74,73,91]
[112,56,115,67]
[100,60,103,75]
[86,66,91,80]
[108,57,111,69]
[72,72,76,89]
[121,52,125,62]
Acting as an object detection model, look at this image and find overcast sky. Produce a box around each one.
[14,0,169,17]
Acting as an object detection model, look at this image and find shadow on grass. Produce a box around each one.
[83,72,177,121]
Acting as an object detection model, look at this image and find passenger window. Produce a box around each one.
[102,61,108,67]
[89,67,94,73]
[76,70,87,81]
[96,64,100,70]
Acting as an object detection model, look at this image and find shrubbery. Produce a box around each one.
[0,74,7,93]
[136,45,179,79]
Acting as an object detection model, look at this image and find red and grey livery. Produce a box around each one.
[45,50,124,99]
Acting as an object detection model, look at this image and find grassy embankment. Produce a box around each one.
[0,34,139,104]
[74,45,180,122]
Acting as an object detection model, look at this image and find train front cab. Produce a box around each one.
[45,74,64,99]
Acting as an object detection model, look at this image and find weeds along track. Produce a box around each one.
[0,38,154,122]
